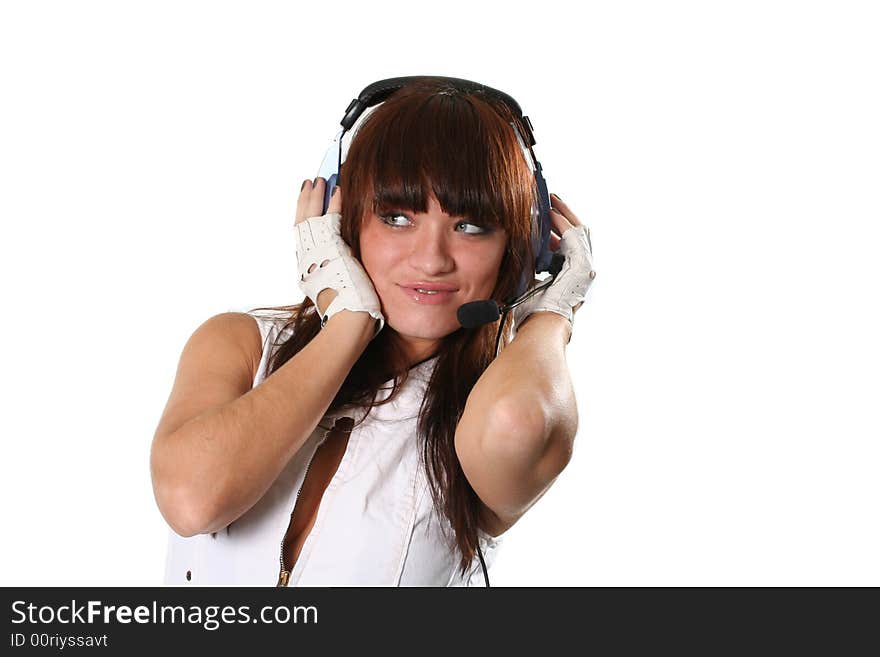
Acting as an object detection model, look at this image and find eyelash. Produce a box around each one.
[378,213,491,235]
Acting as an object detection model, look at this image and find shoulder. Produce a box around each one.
[195,312,264,382]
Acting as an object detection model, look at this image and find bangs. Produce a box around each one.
[356,93,533,232]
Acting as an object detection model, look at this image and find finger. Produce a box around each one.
[550,207,573,233]
[305,177,326,218]
[295,179,313,224]
[550,193,582,227]
[327,184,342,214]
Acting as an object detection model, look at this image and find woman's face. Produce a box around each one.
[359,192,508,364]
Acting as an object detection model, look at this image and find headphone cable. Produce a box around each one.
[477,542,490,587]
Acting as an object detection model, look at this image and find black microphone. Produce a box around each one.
[457,299,501,329]
[457,253,565,329]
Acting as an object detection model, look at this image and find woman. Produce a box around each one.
[150,78,595,586]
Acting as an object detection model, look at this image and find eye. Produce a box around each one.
[378,213,412,228]
[379,213,491,235]
[456,221,489,235]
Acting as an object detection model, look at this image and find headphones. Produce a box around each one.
[315,76,565,587]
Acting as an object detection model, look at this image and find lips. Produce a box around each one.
[399,282,459,292]
[398,284,457,305]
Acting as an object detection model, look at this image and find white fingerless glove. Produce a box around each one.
[512,225,596,330]
[294,211,385,338]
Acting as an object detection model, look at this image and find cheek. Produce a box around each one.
[358,229,395,281]
[468,243,507,287]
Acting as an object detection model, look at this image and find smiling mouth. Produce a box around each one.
[399,286,457,305]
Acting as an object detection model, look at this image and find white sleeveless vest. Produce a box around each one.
[162,310,503,586]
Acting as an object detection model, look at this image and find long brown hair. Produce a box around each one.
[250,78,539,577]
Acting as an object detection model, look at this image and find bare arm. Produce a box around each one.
[454,312,578,537]
[150,305,375,537]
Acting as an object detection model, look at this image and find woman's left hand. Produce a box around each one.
[511,192,596,332]
[547,193,594,316]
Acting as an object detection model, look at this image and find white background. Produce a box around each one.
[1,1,877,586]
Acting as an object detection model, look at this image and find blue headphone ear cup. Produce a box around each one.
[512,202,550,300]
[321,172,339,214]
[512,180,553,299]
[533,171,554,273]
[535,208,554,273]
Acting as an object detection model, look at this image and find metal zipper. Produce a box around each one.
[276,423,332,587]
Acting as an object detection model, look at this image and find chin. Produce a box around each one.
[386,314,459,340]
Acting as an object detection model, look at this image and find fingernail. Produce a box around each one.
[332,185,340,196]
[301,180,308,191]
[551,193,562,201]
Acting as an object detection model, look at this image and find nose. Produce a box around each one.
[407,231,455,276]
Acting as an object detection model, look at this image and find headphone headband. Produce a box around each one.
[339,75,537,147]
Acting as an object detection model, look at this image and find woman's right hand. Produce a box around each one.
[294,177,385,337]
